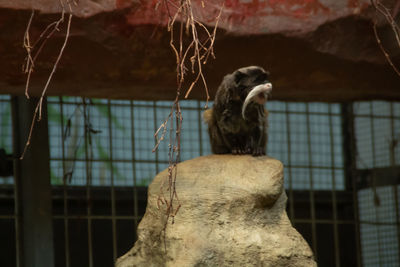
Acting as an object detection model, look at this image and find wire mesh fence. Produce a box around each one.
[354,101,400,267]
[0,95,399,266]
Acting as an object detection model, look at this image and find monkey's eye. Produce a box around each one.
[254,74,268,84]
[234,71,247,84]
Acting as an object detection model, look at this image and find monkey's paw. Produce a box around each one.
[231,147,249,155]
[252,147,266,157]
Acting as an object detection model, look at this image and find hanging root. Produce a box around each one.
[21,0,74,159]
[370,0,400,77]
[154,0,224,228]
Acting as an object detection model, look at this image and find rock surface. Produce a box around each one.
[0,0,370,35]
[116,155,316,267]
[1,1,400,101]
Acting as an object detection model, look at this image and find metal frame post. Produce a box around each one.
[12,96,54,267]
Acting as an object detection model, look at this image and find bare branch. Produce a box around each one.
[38,12,73,120]
[373,17,400,76]
[22,10,35,99]
[370,0,400,76]
[154,0,223,230]
[20,0,73,159]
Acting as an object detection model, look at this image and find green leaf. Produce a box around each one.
[94,137,110,160]
[47,104,66,123]
[91,100,127,133]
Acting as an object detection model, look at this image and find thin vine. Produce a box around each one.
[371,0,400,77]
[20,0,223,226]
[153,0,223,228]
[21,0,74,159]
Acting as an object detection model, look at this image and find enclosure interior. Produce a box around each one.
[1,95,399,267]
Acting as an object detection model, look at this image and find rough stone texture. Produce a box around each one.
[121,0,371,35]
[0,0,370,35]
[0,1,399,101]
[0,0,119,17]
[116,155,316,267]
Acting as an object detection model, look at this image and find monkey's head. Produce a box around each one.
[231,66,272,119]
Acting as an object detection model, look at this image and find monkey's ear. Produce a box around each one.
[233,70,247,84]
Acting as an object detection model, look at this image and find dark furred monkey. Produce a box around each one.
[204,66,272,156]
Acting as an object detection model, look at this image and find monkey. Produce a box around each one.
[204,66,272,156]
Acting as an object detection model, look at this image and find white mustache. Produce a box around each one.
[241,83,272,119]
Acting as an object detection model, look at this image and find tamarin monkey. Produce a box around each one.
[204,66,272,156]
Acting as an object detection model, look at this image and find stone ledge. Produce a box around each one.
[117,155,316,267]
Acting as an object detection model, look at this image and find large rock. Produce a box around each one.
[116,155,316,267]
[0,0,370,35]
[1,2,400,101]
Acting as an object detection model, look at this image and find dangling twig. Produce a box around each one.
[154,0,223,227]
[370,0,400,77]
[20,0,73,159]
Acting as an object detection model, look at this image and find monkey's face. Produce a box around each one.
[232,66,272,119]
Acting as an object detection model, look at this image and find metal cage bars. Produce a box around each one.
[0,96,385,267]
